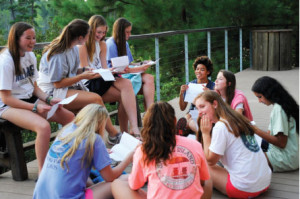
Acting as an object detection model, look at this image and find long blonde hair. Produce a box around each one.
[43,19,90,61]
[86,15,107,62]
[58,104,108,170]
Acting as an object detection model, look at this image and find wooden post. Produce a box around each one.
[280,31,292,70]
[0,120,28,181]
[252,29,292,71]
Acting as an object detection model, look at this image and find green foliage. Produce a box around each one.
[160,77,182,102]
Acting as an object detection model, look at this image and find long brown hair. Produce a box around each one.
[141,102,176,166]
[4,22,33,76]
[112,18,132,56]
[195,91,254,140]
[86,15,107,62]
[44,19,90,61]
[219,69,236,105]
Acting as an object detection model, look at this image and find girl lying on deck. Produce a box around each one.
[252,76,299,172]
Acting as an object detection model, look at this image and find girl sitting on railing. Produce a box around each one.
[37,19,122,146]
[252,76,299,172]
[78,15,140,138]
[33,104,134,199]
[0,22,74,173]
[106,17,155,111]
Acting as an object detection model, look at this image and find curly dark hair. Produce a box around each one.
[252,76,299,132]
[192,56,213,77]
[141,102,177,166]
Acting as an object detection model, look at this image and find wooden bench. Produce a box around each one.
[0,119,57,181]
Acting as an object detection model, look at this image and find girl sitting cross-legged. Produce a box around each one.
[195,90,271,199]
[177,56,215,136]
[112,101,212,199]
[252,76,299,172]
[214,69,253,121]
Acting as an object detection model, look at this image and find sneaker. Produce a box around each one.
[107,132,122,145]
[176,117,189,136]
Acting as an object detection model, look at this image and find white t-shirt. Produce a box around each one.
[88,42,102,69]
[209,120,271,192]
[38,46,80,94]
[81,42,102,85]
[0,49,38,107]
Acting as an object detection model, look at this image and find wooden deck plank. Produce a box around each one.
[0,193,32,199]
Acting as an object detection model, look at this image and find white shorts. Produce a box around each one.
[0,105,10,118]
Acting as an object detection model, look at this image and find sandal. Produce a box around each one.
[176,117,189,136]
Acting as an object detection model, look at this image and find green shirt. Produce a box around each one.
[267,103,299,172]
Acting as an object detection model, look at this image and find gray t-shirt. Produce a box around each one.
[38,46,80,94]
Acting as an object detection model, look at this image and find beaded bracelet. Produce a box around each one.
[46,96,53,105]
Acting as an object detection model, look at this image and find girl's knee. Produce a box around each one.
[35,121,51,137]
[116,78,132,88]
[90,93,104,105]
[56,108,74,124]
[143,74,154,83]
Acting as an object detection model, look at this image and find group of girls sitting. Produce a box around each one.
[0,15,154,176]
[177,56,298,198]
[0,15,298,199]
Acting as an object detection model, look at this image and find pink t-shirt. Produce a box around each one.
[231,89,253,121]
[128,135,210,199]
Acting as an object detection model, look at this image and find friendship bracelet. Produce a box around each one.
[46,96,53,105]
[32,100,39,113]
[82,67,86,72]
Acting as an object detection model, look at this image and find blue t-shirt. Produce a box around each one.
[185,79,215,110]
[106,37,134,68]
[33,123,111,199]
[106,37,142,95]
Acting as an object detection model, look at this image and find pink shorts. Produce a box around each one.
[85,188,93,199]
[226,174,269,199]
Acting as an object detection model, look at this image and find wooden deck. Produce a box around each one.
[0,68,299,198]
